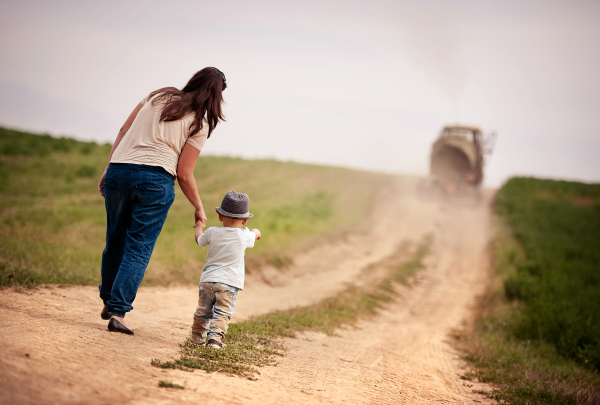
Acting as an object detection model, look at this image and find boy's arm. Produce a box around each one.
[194,220,205,245]
[250,228,261,240]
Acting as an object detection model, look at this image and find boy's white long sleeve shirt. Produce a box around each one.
[197,227,255,290]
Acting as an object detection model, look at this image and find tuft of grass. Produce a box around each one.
[0,126,392,287]
[0,261,47,289]
[151,332,284,380]
[462,340,600,405]
[151,237,430,379]
[157,380,184,389]
[267,254,293,270]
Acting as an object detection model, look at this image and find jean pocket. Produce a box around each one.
[138,182,164,192]
[138,177,164,191]
[103,170,120,188]
[138,171,173,192]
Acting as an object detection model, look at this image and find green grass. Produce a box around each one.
[158,380,184,389]
[459,177,600,405]
[496,178,600,370]
[0,261,48,289]
[0,126,391,287]
[151,237,430,379]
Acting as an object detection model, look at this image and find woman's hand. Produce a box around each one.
[98,168,108,198]
[195,208,207,226]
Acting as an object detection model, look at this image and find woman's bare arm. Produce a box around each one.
[98,103,144,197]
[177,143,207,226]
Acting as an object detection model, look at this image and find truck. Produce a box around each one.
[427,124,496,195]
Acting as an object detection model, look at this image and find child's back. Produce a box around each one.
[198,226,256,289]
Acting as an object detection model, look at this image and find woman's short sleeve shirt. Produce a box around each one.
[110,95,209,176]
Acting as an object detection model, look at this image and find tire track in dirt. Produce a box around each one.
[0,178,495,404]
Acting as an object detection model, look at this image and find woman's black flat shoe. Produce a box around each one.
[101,307,112,320]
[108,318,134,335]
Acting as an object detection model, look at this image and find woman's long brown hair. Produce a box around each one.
[148,67,226,138]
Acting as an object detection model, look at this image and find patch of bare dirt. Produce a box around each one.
[0,178,495,404]
[573,196,594,207]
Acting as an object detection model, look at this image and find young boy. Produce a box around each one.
[191,191,261,349]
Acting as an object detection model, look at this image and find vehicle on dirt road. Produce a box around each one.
[422,124,496,200]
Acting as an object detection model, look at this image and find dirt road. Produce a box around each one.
[0,178,495,404]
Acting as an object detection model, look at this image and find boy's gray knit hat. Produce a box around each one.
[215,191,253,219]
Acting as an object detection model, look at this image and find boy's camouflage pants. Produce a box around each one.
[191,282,238,344]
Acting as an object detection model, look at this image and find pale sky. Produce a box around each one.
[1,0,599,186]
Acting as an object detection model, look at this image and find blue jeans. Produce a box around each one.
[99,163,175,317]
[191,282,239,344]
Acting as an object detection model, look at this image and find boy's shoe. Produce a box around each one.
[191,341,206,347]
[207,339,227,349]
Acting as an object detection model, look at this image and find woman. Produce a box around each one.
[97,67,226,335]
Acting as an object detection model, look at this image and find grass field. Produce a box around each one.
[0,126,392,287]
[461,177,600,405]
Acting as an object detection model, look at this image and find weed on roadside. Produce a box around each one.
[0,261,46,289]
[151,237,430,379]
[459,323,600,405]
[158,380,184,389]
[151,332,284,380]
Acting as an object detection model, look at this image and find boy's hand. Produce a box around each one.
[251,229,261,240]
[193,220,206,229]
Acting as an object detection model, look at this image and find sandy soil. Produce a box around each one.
[0,178,495,404]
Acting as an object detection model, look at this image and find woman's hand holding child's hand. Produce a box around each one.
[194,208,207,227]
[194,219,206,244]
[251,229,261,240]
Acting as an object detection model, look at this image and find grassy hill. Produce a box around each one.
[463,177,600,404]
[0,127,392,287]
[497,178,600,370]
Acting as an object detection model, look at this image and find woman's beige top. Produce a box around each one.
[110,95,209,176]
